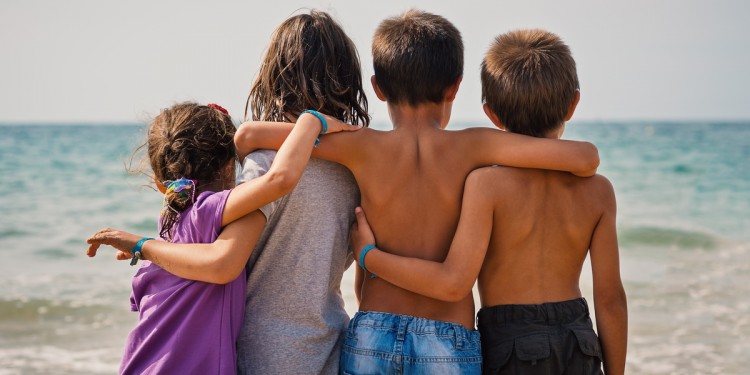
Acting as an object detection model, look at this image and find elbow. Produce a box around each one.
[203,261,244,285]
[234,124,257,159]
[437,279,474,302]
[575,142,600,177]
[264,169,297,197]
[596,286,628,315]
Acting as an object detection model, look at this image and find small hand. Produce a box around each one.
[350,207,376,263]
[86,228,142,260]
[320,113,363,134]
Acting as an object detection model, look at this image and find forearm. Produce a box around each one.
[595,291,628,375]
[223,116,322,224]
[364,249,471,302]
[263,113,322,190]
[141,241,242,284]
[475,129,599,176]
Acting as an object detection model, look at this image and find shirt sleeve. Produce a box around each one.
[238,150,279,220]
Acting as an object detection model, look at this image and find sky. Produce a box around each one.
[2,0,749,124]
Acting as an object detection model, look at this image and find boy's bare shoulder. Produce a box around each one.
[465,165,530,193]
[586,173,616,204]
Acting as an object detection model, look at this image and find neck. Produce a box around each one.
[542,123,565,139]
[386,101,452,131]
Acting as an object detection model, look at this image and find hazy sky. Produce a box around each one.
[2,0,748,124]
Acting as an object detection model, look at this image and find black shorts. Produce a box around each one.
[477,298,603,375]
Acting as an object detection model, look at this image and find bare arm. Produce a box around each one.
[234,116,369,170]
[87,211,267,284]
[349,169,495,302]
[468,128,599,177]
[223,113,359,226]
[589,179,628,375]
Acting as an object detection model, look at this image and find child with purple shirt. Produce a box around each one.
[86,102,359,374]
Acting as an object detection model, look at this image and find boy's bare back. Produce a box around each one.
[472,166,616,307]
[237,110,598,329]
[352,124,485,328]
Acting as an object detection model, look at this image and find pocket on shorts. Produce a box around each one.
[484,333,551,372]
[572,329,602,360]
[514,333,551,365]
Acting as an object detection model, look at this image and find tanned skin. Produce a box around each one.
[233,79,600,329]
[349,101,627,374]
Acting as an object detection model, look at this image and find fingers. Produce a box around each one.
[115,251,131,261]
[86,242,100,257]
[319,113,361,133]
[87,228,113,244]
[341,123,363,132]
[354,207,370,229]
[86,228,114,257]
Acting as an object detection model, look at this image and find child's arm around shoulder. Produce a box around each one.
[458,127,599,177]
[234,115,372,171]
[223,113,361,226]
[350,168,497,301]
[588,175,628,375]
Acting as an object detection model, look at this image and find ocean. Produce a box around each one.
[0,121,748,374]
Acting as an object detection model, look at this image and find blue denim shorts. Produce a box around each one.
[340,311,482,375]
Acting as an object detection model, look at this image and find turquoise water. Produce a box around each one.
[1,122,748,374]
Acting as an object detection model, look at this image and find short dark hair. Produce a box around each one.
[247,10,369,126]
[481,29,579,137]
[372,9,463,105]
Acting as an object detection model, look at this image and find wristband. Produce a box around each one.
[301,109,328,147]
[359,244,378,279]
[130,237,154,266]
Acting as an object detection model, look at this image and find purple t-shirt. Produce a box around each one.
[120,190,246,375]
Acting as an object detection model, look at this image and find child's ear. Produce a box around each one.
[565,90,581,121]
[443,76,463,102]
[483,103,505,130]
[371,76,387,102]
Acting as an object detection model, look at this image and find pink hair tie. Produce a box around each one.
[208,103,229,115]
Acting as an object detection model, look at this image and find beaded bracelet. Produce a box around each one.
[359,244,378,279]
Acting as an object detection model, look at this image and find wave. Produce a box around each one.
[0,228,30,238]
[619,226,721,250]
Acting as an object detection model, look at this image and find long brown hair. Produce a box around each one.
[245,10,369,126]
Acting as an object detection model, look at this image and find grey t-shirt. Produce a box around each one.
[236,150,359,375]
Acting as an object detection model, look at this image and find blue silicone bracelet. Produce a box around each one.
[130,237,154,266]
[359,244,378,279]
[301,110,328,135]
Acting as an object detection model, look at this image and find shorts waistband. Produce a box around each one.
[351,311,476,336]
[477,297,590,325]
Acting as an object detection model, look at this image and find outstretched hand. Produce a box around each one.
[87,228,142,260]
[350,207,376,264]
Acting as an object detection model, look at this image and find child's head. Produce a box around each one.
[481,29,579,138]
[371,9,463,106]
[247,10,369,126]
[146,102,236,239]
